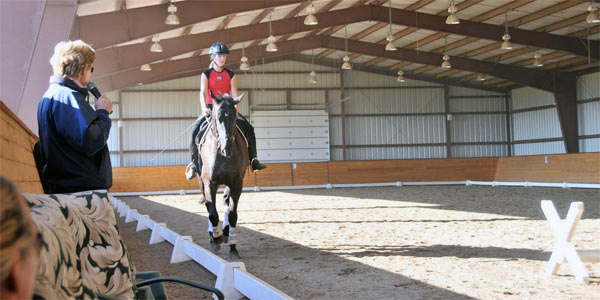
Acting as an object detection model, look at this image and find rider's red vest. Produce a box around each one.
[203,67,234,105]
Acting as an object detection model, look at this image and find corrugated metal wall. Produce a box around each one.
[105,62,598,167]
[510,72,600,155]
[510,87,565,155]
[577,72,600,152]
[448,86,508,158]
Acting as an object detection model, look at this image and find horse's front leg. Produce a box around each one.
[204,181,223,251]
[225,184,242,260]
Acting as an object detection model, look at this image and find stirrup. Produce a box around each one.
[185,163,197,180]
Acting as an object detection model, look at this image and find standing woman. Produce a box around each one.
[186,42,266,179]
[37,40,114,193]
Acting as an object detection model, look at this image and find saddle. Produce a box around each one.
[195,117,248,149]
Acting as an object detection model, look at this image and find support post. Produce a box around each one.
[553,73,579,153]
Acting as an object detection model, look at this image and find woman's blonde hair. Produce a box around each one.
[49,40,96,77]
[0,177,37,285]
[209,54,216,69]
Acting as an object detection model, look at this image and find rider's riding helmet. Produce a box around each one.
[209,42,229,55]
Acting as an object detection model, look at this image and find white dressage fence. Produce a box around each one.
[110,180,600,198]
[109,196,293,300]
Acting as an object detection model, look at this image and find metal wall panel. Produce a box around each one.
[451,114,506,143]
[512,108,562,141]
[121,91,199,118]
[329,116,343,146]
[578,101,600,136]
[449,86,505,98]
[128,75,201,90]
[124,151,187,167]
[249,90,286,110]
[450,97,506,112]
[513,142,565,156]
[452,145,508,158]
[344,69,442,88]
[122,119,191,152]
[577,72,600,100]
[345,115,445,145]
[511,87,554,110]
[109,154,120,168]
[345,146,446,160]
[328,90,342,114]
[344,88,444,114]
[580,138,600,152]
[290,90,327,110]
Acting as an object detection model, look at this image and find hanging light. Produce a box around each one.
[441,55,451,69]
[240,56,250,71]
[309,71,317,84]
[587,2,600,23]
[396,70,405,83]
[446,0,460,25]
[342,26,352,70]
[165,1,180,25]
[266,14,278,52]
[441,38,451,69]
[140,64,151,71]
[476,73,485,81]
[533,51,544,67]
[304,0,318,25]
[385,0,396,51]
[309,49,317,83]
[501,11,513,50]
[150,36,163,52]
[240,42,250,71]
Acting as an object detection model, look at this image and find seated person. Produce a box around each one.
[0,177,41,300]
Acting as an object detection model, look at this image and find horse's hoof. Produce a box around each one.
[228,247,241,260]
[209,239,220,252]
[209,235,224,252]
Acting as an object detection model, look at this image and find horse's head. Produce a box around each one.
[210,92,243,158]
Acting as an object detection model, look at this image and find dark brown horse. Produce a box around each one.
[197,93,248,260]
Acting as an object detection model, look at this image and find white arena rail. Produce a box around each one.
[109,196,293,300]
[109,180,599,198]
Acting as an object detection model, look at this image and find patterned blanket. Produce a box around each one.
[24,191,136,299]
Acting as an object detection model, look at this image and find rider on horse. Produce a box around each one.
[186,42,266,179]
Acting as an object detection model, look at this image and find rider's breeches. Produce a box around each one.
[235,114,259,160]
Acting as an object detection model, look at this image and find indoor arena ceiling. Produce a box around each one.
[74,0,600,93]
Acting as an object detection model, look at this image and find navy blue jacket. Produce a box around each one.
[37,76,112,193]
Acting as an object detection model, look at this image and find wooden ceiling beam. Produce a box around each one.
[76,0,307,49]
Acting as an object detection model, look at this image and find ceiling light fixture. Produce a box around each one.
[385,0,396,51]
[446,0,460,25]
[342,26,352,70]
[587,2,600,23]
[533,51,544,67]
[266,14,278,52]
[165,0,181,25]
[150,36,163,52]
[140,64,151,71]
[309,49,317,83]
[501,11,513,50]
[304,0,318,25]
[397,70,405,82]
[441,38,451,69]
[240,42,250,71]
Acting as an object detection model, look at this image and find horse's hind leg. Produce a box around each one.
[226,184,243,260]
[204,182,223,251]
